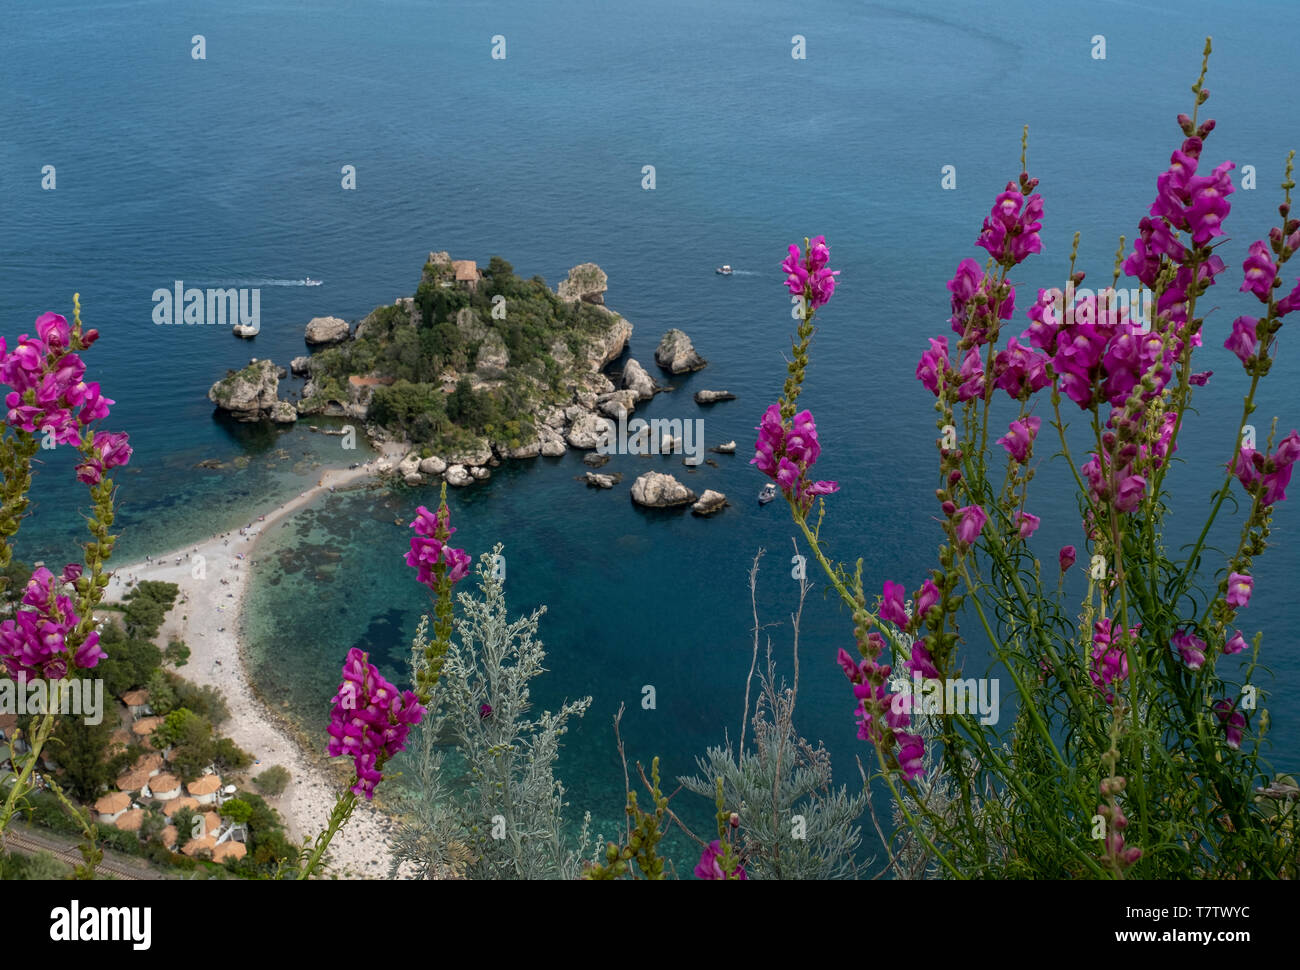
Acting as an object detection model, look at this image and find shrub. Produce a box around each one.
[254,765,290,798]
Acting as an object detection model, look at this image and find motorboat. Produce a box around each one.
[715,265,733,275]
[758,483,777,504]
[304,278,322,286]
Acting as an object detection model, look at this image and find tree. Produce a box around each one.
[219,798,253,825]
[47,714,114,803]
[254,765,290,798]
[96,635,162,698]
[164,640,190,667]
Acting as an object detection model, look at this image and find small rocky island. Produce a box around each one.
[207,251,727,506]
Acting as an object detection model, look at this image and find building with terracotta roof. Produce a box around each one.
[115,766,153,794]
[134,752,164,777]
[115,809,145,833]
[148,772,182,801]
[0,714,24,754]
[121,689,151,718]
[106,727,132,758]
[181,834,216,859]
[212,841,247,864]
[159,825,178,850]
[198,812,222,838]
[132,716,164,749]
[453,260,481,292]
[187,774,223,805]
[162,796,199,819]
[93,792,132,824]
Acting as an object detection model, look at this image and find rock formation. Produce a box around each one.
[694,389,735,404]
[692,490,728,516]
[208,359,294,423]
[304,316,350,345]
[621,359,658,401]
[654,329,707,373]
[556,262,608,304]
[630,471,697,508]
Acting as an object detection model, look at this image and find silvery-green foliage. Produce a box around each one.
[391,547,593,880]
[880,674,1007,879]
[680,647,867,880]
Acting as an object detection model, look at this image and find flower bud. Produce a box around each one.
[941,500,956,516]
[729,812,739,828]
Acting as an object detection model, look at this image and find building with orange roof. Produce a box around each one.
[212,841,247,864]
[453,259,481,292]
[115,809,145,833]
[187,774,223,805]
[198,812,222,838]
[93,792,132,824]
[159,825,178,850]
[133,752,164,776]
[162,796,199,819]
[181,834,216,859]
[115,766,153,793]
[148,772,182,801]
[121,689,151,717]
[132,716,164,749]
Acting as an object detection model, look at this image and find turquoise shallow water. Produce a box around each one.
[4,0,1300,871]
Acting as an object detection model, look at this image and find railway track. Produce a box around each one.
[2,826,167,881]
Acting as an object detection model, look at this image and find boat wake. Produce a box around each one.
[200,278,321,287]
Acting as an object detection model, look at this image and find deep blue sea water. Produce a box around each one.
[3,0,1298,871]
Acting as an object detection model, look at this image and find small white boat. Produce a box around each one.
[758,483,777,504]
[716,265,733,275]
[304,278,322,286]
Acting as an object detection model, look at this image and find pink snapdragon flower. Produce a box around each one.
[1172,629,1207,670]
[405,504,471,589]
[750,404,838,511]
[0,566,105,680]
[1225,316,1259,365]
[879,580,908,626]
[1225,572,1253,609]
[1240,240,1278,302]
[1224,630,1248,655]
[1212,700,1246,750]
[694,840,747,880]
[1233,430,1300,505]
[954,505,987,545]
[914,579,940,623]
[998,415,1041,464]
[327,647,426,800]
[1015,511,1040,539]
[976,182,1044,267]
[1059,546,1077,573]
[1089,618,1137,704]
[782,235,840,311]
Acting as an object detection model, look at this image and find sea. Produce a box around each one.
[2,0,1298,873]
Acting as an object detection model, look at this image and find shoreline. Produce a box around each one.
[101,440,409,878]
